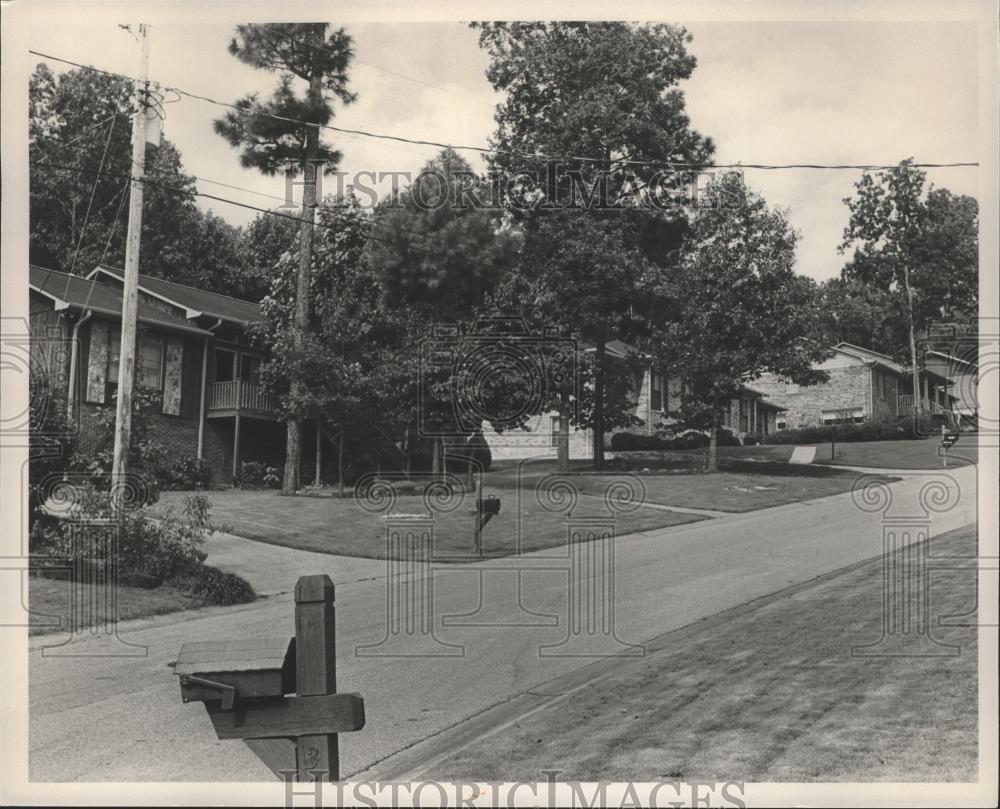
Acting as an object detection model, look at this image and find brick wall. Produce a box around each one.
[754,364,871,427]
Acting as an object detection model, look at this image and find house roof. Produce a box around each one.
[739,384,788,410]
[89,265,266,325]
[29,265,211,336]
[834,342,908,376]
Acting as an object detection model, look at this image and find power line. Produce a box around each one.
[28,49,980,173]
[68,113,118,273]
[30,158,439,254]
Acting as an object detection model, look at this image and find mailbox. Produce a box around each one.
[175,637,296,709]
[478,495,501,516]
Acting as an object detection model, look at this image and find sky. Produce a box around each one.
[26,16,981,282]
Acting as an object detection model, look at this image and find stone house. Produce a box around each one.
[753,342,955,429]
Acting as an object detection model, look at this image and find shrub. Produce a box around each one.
[742,433,760,446]
[764,415,945,445]
[236,461,281,489]
[160,456,211,490]
[610,428,740,451]
[169,565,256,605]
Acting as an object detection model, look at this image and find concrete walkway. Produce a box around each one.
[202,531,385,597]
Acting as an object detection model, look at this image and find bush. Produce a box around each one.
[741,433,760,446]
[764,414,946,445]
[160,456,211,490]
[236,461,281,489]
[610,428,740,451]
[35,487,212,585]
[169,565,256,605]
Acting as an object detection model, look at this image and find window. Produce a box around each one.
[137,335,163,390]
[822,407,864,424]
[650,372,663,412]
[550,415,562,447]
[776,419,787,431]
[240,354,262,384]
[214,348,236,382]
[107,327,121,385]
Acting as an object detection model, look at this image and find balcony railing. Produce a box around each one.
[897,395,949,415]
[206,380,277,416]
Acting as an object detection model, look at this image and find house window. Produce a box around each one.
[214,348,236,382]
[137,335,164,390]
[822,407,864,424]
[106,329,163,391]
[650,371,663,412]
[108,327,121,385]
[240,354,262,384]
[776,419,787,431]
[550,415,562,447]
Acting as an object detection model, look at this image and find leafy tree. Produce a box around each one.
[214,23,356,494]
[839,159,979,407]
[234,210,301,302]
[662,174,829,471]
[29,64,229,284]
[472,21,714,466]
[367,149,521,476]
[254,194,380,492]
[812,276,910,356]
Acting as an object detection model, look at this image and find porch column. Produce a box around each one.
[232,412,241,482]
[197,340,208,460]
[314,418,322,487]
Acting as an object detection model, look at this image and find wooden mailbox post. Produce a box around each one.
[174,574,364,781]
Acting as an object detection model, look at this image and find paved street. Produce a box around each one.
[28,465,976,782]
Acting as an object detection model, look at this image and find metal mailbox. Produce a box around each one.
[175,637,296,709]
[478,495,501,516]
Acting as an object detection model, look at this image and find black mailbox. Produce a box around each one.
[174,637,296,709]
[478,495,501,516]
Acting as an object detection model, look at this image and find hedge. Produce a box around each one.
[763,414,948,445]
[610,428,742,452]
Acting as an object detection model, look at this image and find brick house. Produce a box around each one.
[29,264,288,484]
[753,342,955,429]
[483,340,786,459]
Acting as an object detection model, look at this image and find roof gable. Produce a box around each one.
[29,265,210,336]
[89,266,265,325]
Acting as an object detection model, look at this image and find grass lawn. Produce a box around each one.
[427,523,979,782]
[157,486,706,561]
[28,575,207,636]
[811,437,978,469]
[489,458,897,513]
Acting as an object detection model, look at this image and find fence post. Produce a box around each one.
[295,575,339,782]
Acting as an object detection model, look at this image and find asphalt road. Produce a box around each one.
[27,465,977,782]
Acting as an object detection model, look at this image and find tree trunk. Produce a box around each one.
[282,26,324,496]
[338,422,345,498]
[592,339,606,469]
[556,406,570,472]
[903,261,921,420]
[706,395,720,473]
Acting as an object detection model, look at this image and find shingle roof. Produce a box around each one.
[92,265,265,325]
[29,265,211,336]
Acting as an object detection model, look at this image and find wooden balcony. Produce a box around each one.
[206,380,277,419]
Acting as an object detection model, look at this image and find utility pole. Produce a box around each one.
[111,23,150,510]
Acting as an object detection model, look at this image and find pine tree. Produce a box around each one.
[214,23,355,493]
